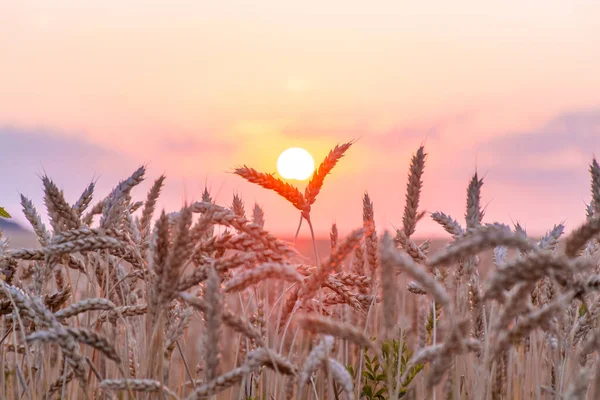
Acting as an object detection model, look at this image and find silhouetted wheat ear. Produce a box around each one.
[234,166,308,213]
[591,157,600,215]
[330,223,338,251]
[466,172,484,229]
[231,193,246,218]
[305,140,354,205]
[403,146,426,237]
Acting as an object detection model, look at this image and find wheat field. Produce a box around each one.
[1,141,600,399]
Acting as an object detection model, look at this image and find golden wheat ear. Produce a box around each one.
[234,166,308,214]
[305,140,354,206]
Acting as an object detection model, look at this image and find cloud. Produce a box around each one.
[368,111,473,150]
[481,109,600,155]
[161,135,235,155]
[0,126,133,176]
[0,126,141,227]
[473,109,600,187]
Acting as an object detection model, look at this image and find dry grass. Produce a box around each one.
[1,143,600,400]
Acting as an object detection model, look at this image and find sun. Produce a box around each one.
[277,147,315,181]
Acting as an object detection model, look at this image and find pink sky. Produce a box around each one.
[1,1,600,238]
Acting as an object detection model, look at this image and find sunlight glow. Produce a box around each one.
[276,147,315,180]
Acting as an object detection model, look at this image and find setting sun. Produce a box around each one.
[276,147,315,180]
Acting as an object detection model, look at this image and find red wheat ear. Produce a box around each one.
[234,166,309,216]
[305,140,354,206]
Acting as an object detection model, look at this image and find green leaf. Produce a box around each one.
[363,370,377,381]
[0,207,10,218]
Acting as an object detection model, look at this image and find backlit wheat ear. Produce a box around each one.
[466,172,484,229]
[179,292,264,346]
[538,223,565,250]
[431,211,464,238]
[565,215,600,258]
[139,175,165,248]
[27,328,121,363]
[98,165,146,229]
[231,193,246,218]
[591,157,600,215]
[253,202,265,228]
[403,146,426,237]
[54,298,116,319]
[42,175,82,232]
[225,263,303,293]
[298,314,376,351]
[191,202,295,256]
[100,379,180,399]
[246,348,297,375]
[482,251,590,301]
[73,181,95,216]
[161,205,194,303]
[234,166,308,214]
[363,192,379,276]
[330,223,338,251]
[305,140,354,205]
[20,194,51,246]
[492,291,575,360]
[514,221,527,238]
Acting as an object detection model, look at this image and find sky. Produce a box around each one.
[1,1,600,239]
